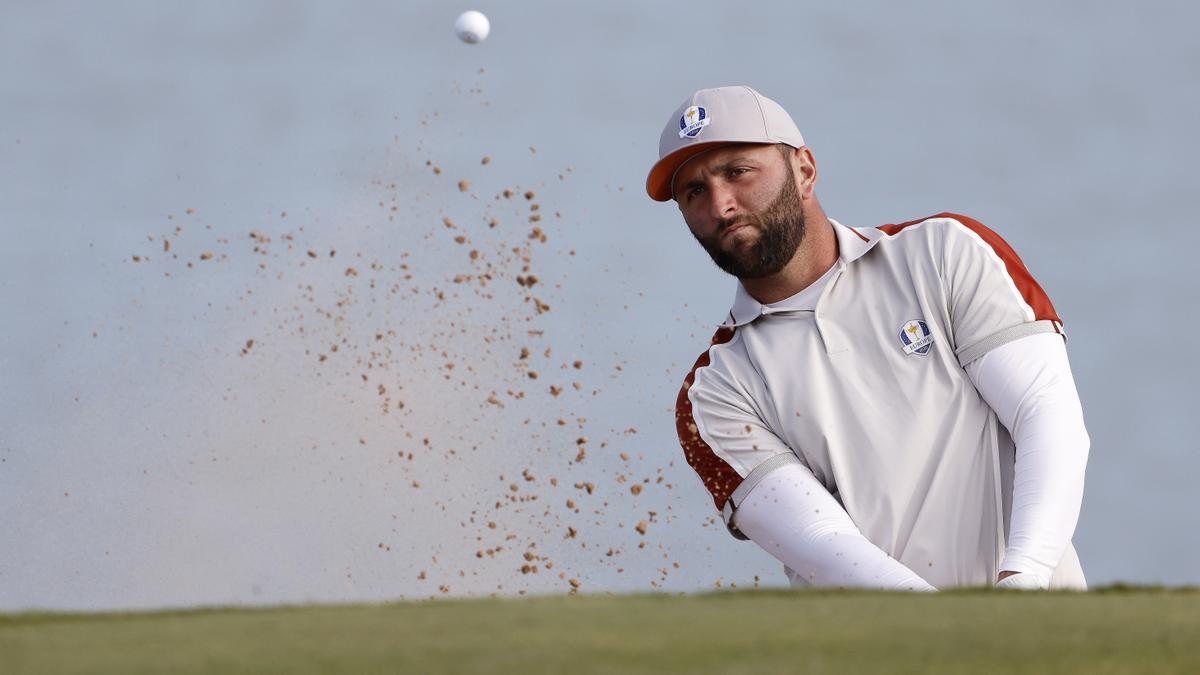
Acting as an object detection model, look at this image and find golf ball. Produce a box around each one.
[454,10,490,44]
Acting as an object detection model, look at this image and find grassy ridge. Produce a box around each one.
[3,588,1198,674]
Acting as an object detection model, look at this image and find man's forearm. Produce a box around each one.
[966,333,1090,586]
[733,462,936,591]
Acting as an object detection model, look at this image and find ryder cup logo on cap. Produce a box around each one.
[899,320,935,356]
[678,106,710,138]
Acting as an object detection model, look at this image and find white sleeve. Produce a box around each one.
[964,332,1090,587]
[733,462,937,591]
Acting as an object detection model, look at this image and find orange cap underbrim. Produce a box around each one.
[644,141,745,202]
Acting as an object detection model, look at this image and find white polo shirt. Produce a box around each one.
[675,212,1082,589]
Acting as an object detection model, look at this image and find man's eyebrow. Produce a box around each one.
[676,155,762,193]
[708,156,760,172]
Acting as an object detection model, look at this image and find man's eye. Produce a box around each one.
[730,167,749,177]
[688,186,705,199]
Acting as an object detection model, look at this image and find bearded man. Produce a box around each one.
[647,86,1090,590]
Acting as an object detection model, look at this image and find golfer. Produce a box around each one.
[649,86,1089,590]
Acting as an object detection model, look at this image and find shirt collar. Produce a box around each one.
[724,218,883,327]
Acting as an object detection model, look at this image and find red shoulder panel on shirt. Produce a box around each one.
[878,212,1061,325]
[675,326,743,511]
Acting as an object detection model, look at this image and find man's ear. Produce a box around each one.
[796,146,818,196]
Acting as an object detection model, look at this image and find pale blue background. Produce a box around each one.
[2,1,1197,610]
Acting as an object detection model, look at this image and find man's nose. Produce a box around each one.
[708,182,737,222]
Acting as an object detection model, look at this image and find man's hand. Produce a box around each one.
[995,571,1045,590]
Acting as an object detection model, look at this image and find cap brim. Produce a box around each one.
[645,141,743,202]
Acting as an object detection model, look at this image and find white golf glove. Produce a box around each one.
[994,572,1046,590]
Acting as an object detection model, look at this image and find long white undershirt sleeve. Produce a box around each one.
[733,462,937,591]
[964,332,1090,587]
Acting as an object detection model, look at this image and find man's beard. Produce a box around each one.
[692,164,806,279]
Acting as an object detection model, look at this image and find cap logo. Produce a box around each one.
[898,319,935,356]
[678,106,710,139]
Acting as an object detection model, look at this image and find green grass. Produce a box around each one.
[3,587,1197,674]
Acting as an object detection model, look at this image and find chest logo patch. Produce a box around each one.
[899,319,935,356]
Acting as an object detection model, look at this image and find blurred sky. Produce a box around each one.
[2,1,1198,611]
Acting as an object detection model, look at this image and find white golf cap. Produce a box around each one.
[645,86,805,202]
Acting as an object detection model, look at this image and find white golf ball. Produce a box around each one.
[454,10,490,44]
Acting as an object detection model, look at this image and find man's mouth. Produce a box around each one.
[721,221,753,240]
